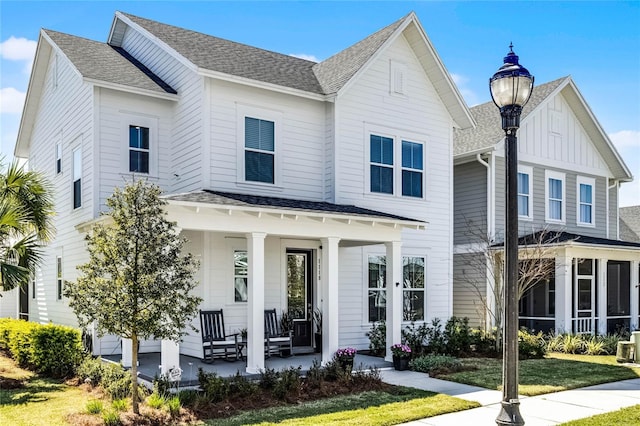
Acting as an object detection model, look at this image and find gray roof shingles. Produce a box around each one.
[44,29,176,95]
[620,206,640,243]
[453,77,567,156]
[164,190,421,223]
[492,230,640,249]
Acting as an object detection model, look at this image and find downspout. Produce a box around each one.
[607,179,617,239]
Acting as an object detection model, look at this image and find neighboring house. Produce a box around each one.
[453,76,640,335]
[13,11,473,373]
[620,206,640,243]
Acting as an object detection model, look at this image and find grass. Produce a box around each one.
[439,353,640,396]
[210,388,479,426]
[0,356,95,426]
[559,404,640,425]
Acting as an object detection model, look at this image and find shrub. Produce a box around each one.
[101,362,131,400]
[444,316,472,356]
[401,322,429,356]
[198,369,229,402]
[228,371,258,397]
[177,389,198,407]
[410,354,462,375]
[518,329,547,359]
[366,321,386,356]
[77,356,105,386]
[424,318,447,355]
[470,328,497,356]
[273,366,301,400]
[152,372,172,397]
[545,333,564,353]
[584,336,607,355]
[167,396,181,417]
[111,399,127,412]
[305,358,325,388]
[147,393,166,409]
[86,400,104,414]
[6,320,37,367]
[102,410,121,426]
[562,334,585,354]
[258,367,279,389]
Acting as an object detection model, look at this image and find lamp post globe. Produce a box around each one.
[491,44,533,426]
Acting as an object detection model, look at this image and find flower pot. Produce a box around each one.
[339,357,354,371]
[393,355,410,371]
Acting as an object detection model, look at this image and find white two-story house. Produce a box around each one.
[452,76,639,335]
[13,11,473,373]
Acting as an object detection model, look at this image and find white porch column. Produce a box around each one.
[631,261,640,330]
[555,255,572,333]
[597,258,608,335]
[246,232,266,374]
[121,338,132,368]
[321,237,340,365]
[160,340,181,377]
[385,241,402,362]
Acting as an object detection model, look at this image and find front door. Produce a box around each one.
[287,250,313,347]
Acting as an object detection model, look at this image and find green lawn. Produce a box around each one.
[0,356,95,426]
[212,388,478,426]
[439,353,640,396]
[559,404,640,425]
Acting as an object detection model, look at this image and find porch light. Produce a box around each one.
[490,44,534,426]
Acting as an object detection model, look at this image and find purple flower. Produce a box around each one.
[390,343,412,358]
[334,347,357,360]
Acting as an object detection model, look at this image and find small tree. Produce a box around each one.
[65,180,201,414]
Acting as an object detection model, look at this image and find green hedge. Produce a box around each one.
[0,318,83,377]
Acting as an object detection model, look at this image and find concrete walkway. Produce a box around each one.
[380,370,640,425]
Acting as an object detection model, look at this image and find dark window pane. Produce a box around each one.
[245,151,274,183]
[129,151,149,173]
[577,259,593,276]
[402,170,423,197]
[518,173,529,195]
[235,278,248,302]
[245,117,274,151]
[371,165,393,194]
[403,290,424,321]
[402,141,422,170]
[73,179,81,209]
[369,290,386,322]
[129,126,149,149]
[370,135,393,165]
[259,120,274,151]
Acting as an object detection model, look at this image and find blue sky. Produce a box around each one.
[1,1,638,205]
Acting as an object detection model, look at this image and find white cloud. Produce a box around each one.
[450,72,480,107]
[289,53,319,62]
[0,36,37,61]
[0,87,26,114]
[610,130,640,149]
[610,130,640,207]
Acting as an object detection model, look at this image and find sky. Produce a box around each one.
[1,1,638,206]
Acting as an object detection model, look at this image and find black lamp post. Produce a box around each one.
[490,44,534,426]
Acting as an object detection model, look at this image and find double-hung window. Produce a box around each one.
[56,257,63,300]
[368,255,386,322]
[517,166,532,218]
[545,170,565,223]
[72,148,82,209]
[55,143,62,174]
[245,117,275,184]
[403,256,425,321]
[402,141,423,197]
[370,135,394,194]
[129,125,150,173]
[234,250,248,302]
[577,176,595,226]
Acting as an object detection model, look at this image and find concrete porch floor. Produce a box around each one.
[104,349,392,387]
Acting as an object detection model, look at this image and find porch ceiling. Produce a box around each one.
[164,190,426,243]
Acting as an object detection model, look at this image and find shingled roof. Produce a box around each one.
[165,190,421,223]
[453,77,567,157]
[44,29,176,95]
[620,206,640,243]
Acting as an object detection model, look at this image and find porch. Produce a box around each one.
[104,351,392,386]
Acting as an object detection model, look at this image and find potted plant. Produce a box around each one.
[390,343,411,371]
[313,308,322,353]
[334,347,357,371]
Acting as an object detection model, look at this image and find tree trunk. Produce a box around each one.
[131,334,139,414]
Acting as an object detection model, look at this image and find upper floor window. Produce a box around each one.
[233,250,248,302]
[545,170,565,223]
[72,148,82,209]
[577,176,595,226]
[403,256,425,322]
[55,143,62,174]
[368,255,386,323]
[370,135,394,194]
[402,141,423,198]
[245,117,275,184]
[56,256,63,300]
[129,126,149,173]
[517,166,533,219]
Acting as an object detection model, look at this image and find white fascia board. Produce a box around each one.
[84,78,179,101]
[453,145,497,164]
[166,199,426,231]
[199,68,328,102]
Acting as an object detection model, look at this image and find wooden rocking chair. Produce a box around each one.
[264,309,293,357]
[199,309,239,363]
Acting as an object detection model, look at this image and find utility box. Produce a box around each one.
[632,331,640,362]
[617,341,634,363]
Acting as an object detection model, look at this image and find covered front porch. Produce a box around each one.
[143,190,426,376]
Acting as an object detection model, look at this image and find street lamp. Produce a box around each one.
[490,44,534,426]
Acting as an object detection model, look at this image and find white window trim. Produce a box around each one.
[545,170,566,224]
[576,176,596,227]
[517,165,533,220]
[236,104,283,189]
[120,113,159,177]
[226,238,247,305]
[364,124,427,200]
[402,255,427,323]
[72,146,82,210]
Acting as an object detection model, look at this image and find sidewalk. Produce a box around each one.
[380,370,640,425]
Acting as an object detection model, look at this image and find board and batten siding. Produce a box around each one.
[333,34,455,344]
[207,79,326,200]
[454,162,487,245]
[120,26,205,194]
[27,47,94,327]
[453,252,488,328]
